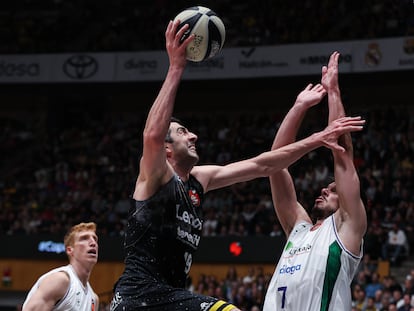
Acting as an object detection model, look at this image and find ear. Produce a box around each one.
[165,144,172,158]
[66,246,73,256]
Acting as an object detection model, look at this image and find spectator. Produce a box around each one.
[378,289,393,311]
[382,276,404,296]
[402,275,414,296]
[392,289,404,309]
[374,289,385,310]
[366,272,385,299]
[389,304,398,311]
[365,296,379,311]
[397,293,413,311]
[353,284,368,310]
[382,222,409,265]
[269,222,283,237]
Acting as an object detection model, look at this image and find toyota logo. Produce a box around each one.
[63,55,98,79]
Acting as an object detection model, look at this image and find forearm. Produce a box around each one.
[327,88,345,123]
[206,132,322,190]
[274,83,327,149]
[144,67,184,140]
[323,51,345,123]
[328,88,354,157]
[265,132,323,173]
[269,114,364,172]
[272,103,308,150]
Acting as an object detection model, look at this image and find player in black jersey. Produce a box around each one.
[110,20,365,311]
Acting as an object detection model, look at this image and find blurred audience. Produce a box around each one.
[1,105,413,258]
[0,93,413,311]
[1,0,414,54]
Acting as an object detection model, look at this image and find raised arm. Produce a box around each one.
[133,20,194,200]
[321,51,367,254]
[192,115,364,197]
[270,84,326,236]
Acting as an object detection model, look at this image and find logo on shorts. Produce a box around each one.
[200,302,214,311]
[110,292,122,311]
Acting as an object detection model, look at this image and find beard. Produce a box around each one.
[311,204,335,222]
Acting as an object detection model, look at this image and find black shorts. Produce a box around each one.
[110,285,237,311]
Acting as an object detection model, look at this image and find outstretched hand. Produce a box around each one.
[321,51,340,91]
[165,20,194,70]
[320,116,365,152]
[295,83,327,109]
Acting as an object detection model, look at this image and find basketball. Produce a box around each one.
[173,6,225,62]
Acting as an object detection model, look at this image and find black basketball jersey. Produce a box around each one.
[116,174,204,292]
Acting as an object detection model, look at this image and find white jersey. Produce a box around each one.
[23,265,97,311]
[263,215,362,311]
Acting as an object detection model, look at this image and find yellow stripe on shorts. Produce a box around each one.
[209,300,236,311]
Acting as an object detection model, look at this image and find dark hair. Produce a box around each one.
[165,117,182,143]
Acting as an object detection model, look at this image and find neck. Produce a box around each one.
[69,262,92,287]
[311,220,324,231]
[173,166,192,182]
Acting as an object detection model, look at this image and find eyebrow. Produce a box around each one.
[79,232,98,241]
[176,127,188,133]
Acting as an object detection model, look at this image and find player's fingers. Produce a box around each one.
[175,23,189,41]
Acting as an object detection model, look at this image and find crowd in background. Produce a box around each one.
[1,0,414,54]
[1,99,414,310]
[0,104,413,311]
[186,264,414,311]
[92,264,414,311]
[1,102,413,256]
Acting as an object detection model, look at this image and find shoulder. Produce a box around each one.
[189,165,214,191]
[42,269,71,287]
[39,266,71,283]
[288,222,312,237]
[35,269,71,302]
[188,174,203,188]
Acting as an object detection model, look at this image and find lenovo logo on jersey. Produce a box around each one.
[176,206,202,229]
[279,264,301,275]
[177,226,201,247]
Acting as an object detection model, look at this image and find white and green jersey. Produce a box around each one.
[263,215,362,311]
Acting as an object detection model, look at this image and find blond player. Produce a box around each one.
[23,222,99,311]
